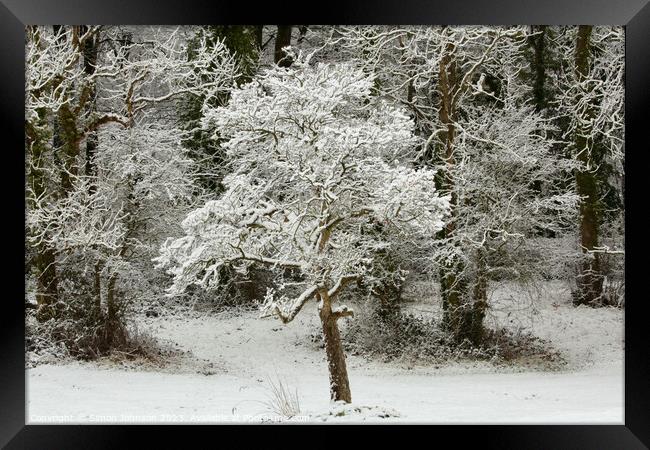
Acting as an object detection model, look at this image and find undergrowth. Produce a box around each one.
[26,309,180,368]
[339,304,565,370]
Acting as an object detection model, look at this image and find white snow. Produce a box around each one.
[26,282,623,424]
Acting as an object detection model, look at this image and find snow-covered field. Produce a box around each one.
[26,282,623,423]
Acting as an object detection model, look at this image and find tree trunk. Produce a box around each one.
[254,26,263,49]
[34,245,60,321]
[434,40,487,344]
[317,289,352,403]
[81,25,99,191]
[54,105,81,193]
[441,256,487,345]
[436,41,483,343]
[27,112,60,321]
[104,272,121,347]
[274,25,293,67]
[530,25,548,112]
[469,249,488,344]
[31,26,86,321]
[93,261,102,316]
[573,25,604,306]
[527,26,558,237]
[51,28,81,195]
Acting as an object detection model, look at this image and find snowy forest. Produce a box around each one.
[25,25,625,423]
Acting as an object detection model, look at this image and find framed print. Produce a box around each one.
[1,0,648,447]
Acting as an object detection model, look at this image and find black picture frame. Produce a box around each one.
[2,0,647,447]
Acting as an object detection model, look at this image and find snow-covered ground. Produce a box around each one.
[26,282,623,423]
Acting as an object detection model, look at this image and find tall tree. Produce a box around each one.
[573,26,602,305]
[338,26,580,344]
[155,60,450,402]
[26,25,99,319]
[26,26,238,328]
[179,26,260,193]
[556,26,625,305]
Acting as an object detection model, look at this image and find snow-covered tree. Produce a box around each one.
[335,26,581,343]
[25,25,238,330]
[155,57,451,402]
[554,26,625,305]
[179,26,261,194]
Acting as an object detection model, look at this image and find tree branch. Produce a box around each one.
[331,305,354,320]
[328,275,360,300]
[260,285,319,324]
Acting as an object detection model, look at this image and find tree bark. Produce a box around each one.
[81,25,99,191]
[34,246,60,321]
[27,111,60,320]
[434,41,485,344]
[527,26,560,237]
[254,26,264,49]
[93,261,102,316]
[104,272,120,347]
[317,289,352,403]
[274,25,293,67]
[469,248,488,343]
[529,25,548,112]
[573,25,604,306]
[50,27,82,195]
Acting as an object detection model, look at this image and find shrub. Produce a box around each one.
[342,302,565,369]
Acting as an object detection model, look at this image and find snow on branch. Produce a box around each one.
[259,285,320,324]
[331,305,354,320]
[157,57,451,316]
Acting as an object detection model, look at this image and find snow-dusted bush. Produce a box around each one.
[343,301,565,368]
